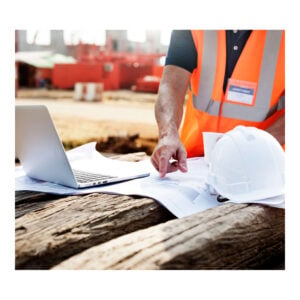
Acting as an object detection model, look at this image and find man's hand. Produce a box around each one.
[151,65,191,178]
[151,133,187,178]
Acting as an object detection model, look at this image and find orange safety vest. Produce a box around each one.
[180,30,285,157]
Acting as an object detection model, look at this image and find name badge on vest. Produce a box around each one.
[225,79,257,106]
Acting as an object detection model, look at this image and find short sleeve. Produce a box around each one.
[165,30,197,73]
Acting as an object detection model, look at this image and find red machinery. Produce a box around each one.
[52,41,165,91]
[131,75,160,93]
[53,62,119,90]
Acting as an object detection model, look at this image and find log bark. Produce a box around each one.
[15,193,174,269]
[53,203,285,270]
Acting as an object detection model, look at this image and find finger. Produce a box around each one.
[150,154,159,171]
[151,147,163,171]
[158,154,170,178]
[177,148,188,173]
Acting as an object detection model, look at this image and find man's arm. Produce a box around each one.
[265,113,285,146]
[151,65,191,177]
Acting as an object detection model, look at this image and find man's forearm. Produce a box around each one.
[151,65,190,177]
[155,65,191,139]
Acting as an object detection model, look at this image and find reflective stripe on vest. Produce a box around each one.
[196,94,285,121]
[192,30,218,111]
[192,30,283,122]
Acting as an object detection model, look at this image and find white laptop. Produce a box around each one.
[15,105,150,188]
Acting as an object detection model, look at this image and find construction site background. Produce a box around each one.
[16,88,159,156]
[15,30,172,155]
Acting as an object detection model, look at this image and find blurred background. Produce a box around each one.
[15,30,172,156]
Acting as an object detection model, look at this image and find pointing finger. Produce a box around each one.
[177,148,188,173]
[158,155,168,178]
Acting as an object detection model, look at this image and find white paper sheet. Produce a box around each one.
[15,141,284,218]
[67,142,150,176]
[15,142,222,217]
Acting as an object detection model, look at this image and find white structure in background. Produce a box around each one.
[74,82,103,102]
[26,30,51,45]
[127,30,146,43]
[160,30,172,45]
[63,30,106,46]
[16,30,170,55]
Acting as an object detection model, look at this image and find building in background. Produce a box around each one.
[15,30,171,92]
[16,30,170,56]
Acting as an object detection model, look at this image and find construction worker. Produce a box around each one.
[151,30,285,178]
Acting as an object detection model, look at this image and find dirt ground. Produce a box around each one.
[16,89,159,155]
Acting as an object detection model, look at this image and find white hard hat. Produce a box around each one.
[207,126,285,202]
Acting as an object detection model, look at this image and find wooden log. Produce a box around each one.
[15,151,174,269]
[53,203,285,270]
[15,193,174,269]
[15,191,62,218]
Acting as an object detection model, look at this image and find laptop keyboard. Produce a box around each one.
[73,169,117,184]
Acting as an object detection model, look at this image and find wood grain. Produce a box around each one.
[15,193,174,269]
[53,203,285,270]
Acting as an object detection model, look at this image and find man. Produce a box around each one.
[151,30,285,178]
